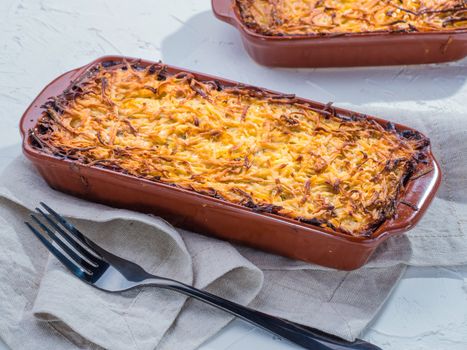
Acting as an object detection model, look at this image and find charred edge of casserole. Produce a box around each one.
[29,59,431,237]
[235,0,467,37]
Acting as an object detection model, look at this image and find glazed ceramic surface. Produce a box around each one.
[212,0,467,67]
[20,56,441,270]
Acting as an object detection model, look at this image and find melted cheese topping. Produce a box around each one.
[34,63,428,236]
[237,0,467,35]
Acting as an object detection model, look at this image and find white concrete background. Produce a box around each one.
[1,0,466,349]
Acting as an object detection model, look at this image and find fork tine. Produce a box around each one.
[35,207,102,264]
[39,202,103,258]
[25,222,91,278]
[31,214,96,272]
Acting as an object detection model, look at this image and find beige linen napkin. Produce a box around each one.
[0,108,466,349]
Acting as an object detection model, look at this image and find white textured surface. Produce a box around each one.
[0,0,466,349]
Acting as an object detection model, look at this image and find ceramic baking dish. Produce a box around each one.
[212,0,467,67]
[20,56,441,270]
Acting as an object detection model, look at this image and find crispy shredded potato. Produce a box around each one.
[236,0,467,35]
[33,62,429,236]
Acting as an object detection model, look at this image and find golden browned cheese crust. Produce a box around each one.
[236,0,467,35]
[33,62,429,236]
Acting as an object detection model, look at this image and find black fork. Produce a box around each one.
[26,202,380,350]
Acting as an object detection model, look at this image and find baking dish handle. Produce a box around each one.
[19,56,121,140]
[376,156,442,237]
[19,69,79,139]
[212,0,236,25]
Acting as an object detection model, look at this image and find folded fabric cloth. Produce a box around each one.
[0,104,466,350]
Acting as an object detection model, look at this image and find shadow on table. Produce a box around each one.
[161,11,466,104]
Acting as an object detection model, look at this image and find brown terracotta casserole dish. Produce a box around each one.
[20,56,441,270]
[212,0,467,67]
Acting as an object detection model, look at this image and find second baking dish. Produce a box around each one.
[21,56,441,270]
[212,0,467,67]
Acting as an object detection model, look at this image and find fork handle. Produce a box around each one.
[153,279,379,350]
